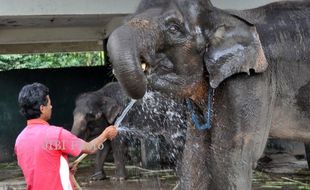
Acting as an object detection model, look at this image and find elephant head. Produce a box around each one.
[107,0,267,101]
[71,93,121,139]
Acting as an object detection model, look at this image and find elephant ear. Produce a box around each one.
[101,96,122,124]
[204,18,267,88]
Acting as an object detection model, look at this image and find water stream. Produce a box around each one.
[114,99,137,128]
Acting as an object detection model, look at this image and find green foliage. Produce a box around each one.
[0,51,104,71]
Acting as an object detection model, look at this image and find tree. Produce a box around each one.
[0,52,104,71]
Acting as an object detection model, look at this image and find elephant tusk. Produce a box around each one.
[141,63,147,71]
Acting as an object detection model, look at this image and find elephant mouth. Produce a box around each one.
[142,54,175,76]
[143,56,191,93]
[117,51,200,97]
[112,60,148,77]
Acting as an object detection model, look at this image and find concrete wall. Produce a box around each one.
[0,0,141,54]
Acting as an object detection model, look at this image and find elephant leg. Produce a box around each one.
[141,136,161,169]
[206,75,275,190]
[207,129,269,190]
[178,124,209,190]
[178,116,270,190]
[90,140,111,180]
[111,135,128,180]
[305,144,310,169]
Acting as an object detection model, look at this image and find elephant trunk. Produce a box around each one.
[71,113,87,138]
[107,25,147,99]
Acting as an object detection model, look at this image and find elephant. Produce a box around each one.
[71,84,128,180]
[107,0,310,189]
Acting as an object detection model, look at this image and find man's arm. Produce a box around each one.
[81,125,117,154]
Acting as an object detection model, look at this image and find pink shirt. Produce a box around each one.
[15,119,85,190]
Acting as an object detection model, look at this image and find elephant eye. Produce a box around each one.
[80,125,86,132]
[165,17,183,33]
[168,24,182,35]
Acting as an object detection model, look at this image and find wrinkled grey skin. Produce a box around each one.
[71,85,127,180]
[107,0,310,189]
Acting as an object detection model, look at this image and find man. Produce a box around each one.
[15,82,117,190]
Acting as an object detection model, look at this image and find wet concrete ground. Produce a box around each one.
[0,154,309,190]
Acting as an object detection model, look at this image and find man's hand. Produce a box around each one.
[81,125,117,154]
[103,125,117,140]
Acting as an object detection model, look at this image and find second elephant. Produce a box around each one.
[71,83,127,180]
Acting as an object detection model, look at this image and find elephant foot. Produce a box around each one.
[90,171,107,181]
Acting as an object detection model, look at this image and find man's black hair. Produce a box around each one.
[18,82,49,120]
